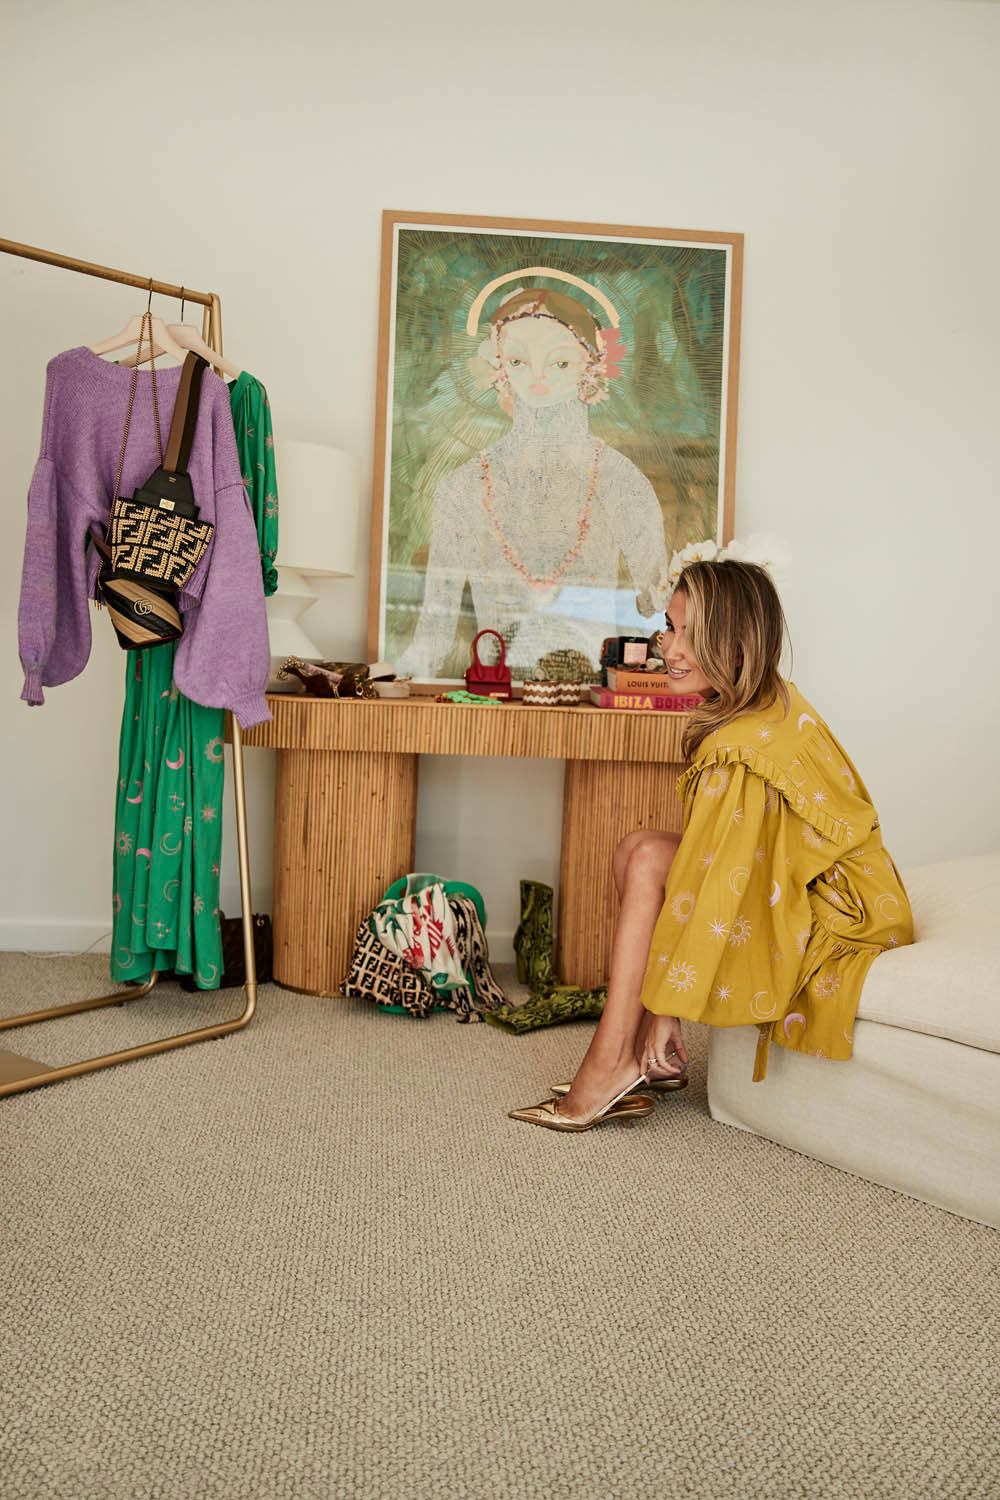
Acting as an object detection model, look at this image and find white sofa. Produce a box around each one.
[707,855,1000,1229]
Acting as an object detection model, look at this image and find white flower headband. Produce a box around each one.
[666,533,790,596]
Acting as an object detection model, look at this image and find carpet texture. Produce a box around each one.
[1,952,997,1500]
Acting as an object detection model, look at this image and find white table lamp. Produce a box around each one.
[266,440,361,679]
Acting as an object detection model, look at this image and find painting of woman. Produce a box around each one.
[395,276,670,681]
[373,217,741,684]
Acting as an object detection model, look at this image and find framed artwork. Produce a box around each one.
[369,210,742,686]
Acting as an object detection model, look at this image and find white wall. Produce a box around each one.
[3,0,998,959]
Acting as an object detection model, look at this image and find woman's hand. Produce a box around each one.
[643,1013,689,1077]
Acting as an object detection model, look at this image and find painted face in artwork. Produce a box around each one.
[498,315,588,408]
[660,587,713,697]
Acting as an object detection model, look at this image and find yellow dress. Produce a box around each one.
[639,683,913,1080]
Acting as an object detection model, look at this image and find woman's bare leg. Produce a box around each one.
[558,830,679,1121]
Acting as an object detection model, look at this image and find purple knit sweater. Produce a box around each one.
[17,347,271,729]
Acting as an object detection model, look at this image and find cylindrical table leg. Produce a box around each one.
[557,758,684,989]
[272,748,418,995]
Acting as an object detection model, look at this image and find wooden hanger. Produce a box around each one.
[119,321,243,379]
[90,309,187,363]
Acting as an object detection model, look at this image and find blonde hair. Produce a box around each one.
[676,560,789,761]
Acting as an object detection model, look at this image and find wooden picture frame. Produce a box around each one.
[369,210,743,687]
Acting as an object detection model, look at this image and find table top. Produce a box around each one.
[239,693,690,763]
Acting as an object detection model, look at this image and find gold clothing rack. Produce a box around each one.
[0,235,258,1097]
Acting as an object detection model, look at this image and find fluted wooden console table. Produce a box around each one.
[240,695,691,995]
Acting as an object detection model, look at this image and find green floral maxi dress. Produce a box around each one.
[111,373,278,987]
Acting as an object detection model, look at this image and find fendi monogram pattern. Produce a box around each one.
[340,920,438,1015]
[340,896,507,1021]
[109,499,213,588]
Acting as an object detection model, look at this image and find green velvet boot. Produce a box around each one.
[512,879,557,990]
[486,981,608,1033]
[491,879,607,1033]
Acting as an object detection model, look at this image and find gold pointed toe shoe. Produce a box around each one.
[550,1072,688,1097]
[507,1097,654,1132]
[508,1077,654,1133]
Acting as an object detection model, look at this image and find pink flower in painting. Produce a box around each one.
[598,326,626,380]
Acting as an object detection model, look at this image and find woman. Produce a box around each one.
[395,283,670,682]
[509,557,913,1131]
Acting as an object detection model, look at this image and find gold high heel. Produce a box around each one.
[549,1072,688,1097]
[508,1076,653,1132]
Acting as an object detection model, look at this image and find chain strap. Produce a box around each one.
[110,310,164,507]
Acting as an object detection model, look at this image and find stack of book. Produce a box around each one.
[589,669,702,712]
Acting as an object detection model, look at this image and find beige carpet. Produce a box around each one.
[0,952,997,1500]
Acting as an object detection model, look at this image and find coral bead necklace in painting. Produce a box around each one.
[477,438,605,592]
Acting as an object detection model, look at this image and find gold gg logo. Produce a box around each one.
[134,599,153,616]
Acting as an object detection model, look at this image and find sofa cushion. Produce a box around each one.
[857,855,1000,1054]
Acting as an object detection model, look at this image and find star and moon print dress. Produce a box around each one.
[639,684,913,1080]
[110,373,278,990]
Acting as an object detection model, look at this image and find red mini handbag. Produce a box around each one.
[465,629,512,700]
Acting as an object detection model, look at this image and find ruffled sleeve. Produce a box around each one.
[639,760,811,1041]
[677,686,878,858]
[677,741,875,855]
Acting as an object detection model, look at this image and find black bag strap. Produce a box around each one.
[163,352,208,474]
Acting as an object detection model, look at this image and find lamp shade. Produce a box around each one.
[274,439,361,577]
